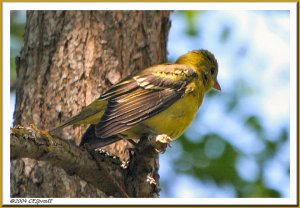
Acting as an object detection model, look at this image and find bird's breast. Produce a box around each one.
[141,86,204,139]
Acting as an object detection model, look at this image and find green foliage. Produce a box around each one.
[179,134,237,184]
[245,115,263,133]
[181,11,202,37]
[10,14,25,38]
[220,26,231,43]
[10,11,26,83]
[174,127,283,197]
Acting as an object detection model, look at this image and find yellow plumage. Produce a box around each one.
[51,49,221,148]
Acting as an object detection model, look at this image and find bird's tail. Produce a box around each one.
[49,99,106,134]
[80,125,122,149]
[49,99,121,149]
[49,114,82,134]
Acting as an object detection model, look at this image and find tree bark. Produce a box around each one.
[12,10,170,197]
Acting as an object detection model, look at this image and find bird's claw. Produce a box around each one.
[154,134,172,153]
[146,173,157,185]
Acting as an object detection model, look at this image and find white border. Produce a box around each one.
[3,2,298,206]
[289,2,298,205]
[1,2,297,11]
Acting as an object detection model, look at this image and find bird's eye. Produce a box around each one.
[210,67,216,75]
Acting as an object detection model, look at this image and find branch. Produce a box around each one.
[11,125,164,197]
[10,125,128,197]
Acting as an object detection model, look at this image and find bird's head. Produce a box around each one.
[175,49,221,92]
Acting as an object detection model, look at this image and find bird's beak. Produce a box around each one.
[213,79,221,91]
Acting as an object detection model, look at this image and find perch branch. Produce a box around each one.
[10,125,128,197]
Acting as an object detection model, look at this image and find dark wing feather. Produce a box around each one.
[100,79,139,99]
[96,88,182,138]
[95,64,197,138]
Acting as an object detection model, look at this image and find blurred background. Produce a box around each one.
[10,10,291,198]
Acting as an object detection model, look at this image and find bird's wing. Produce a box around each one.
[95,64,198,138]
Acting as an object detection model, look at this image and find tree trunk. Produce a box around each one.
[11,10,170,197]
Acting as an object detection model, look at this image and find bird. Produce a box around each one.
[50,49,221,150]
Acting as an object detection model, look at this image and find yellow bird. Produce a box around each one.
[51,50,221,149]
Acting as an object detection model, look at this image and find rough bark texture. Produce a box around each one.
[12,11,170,197]
[10,125,128,197]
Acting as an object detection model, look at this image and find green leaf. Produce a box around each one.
[245,115,263,133]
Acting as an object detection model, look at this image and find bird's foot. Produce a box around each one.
[153,134,172,153]
[146,173,157,185]
[131,134,172,154]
